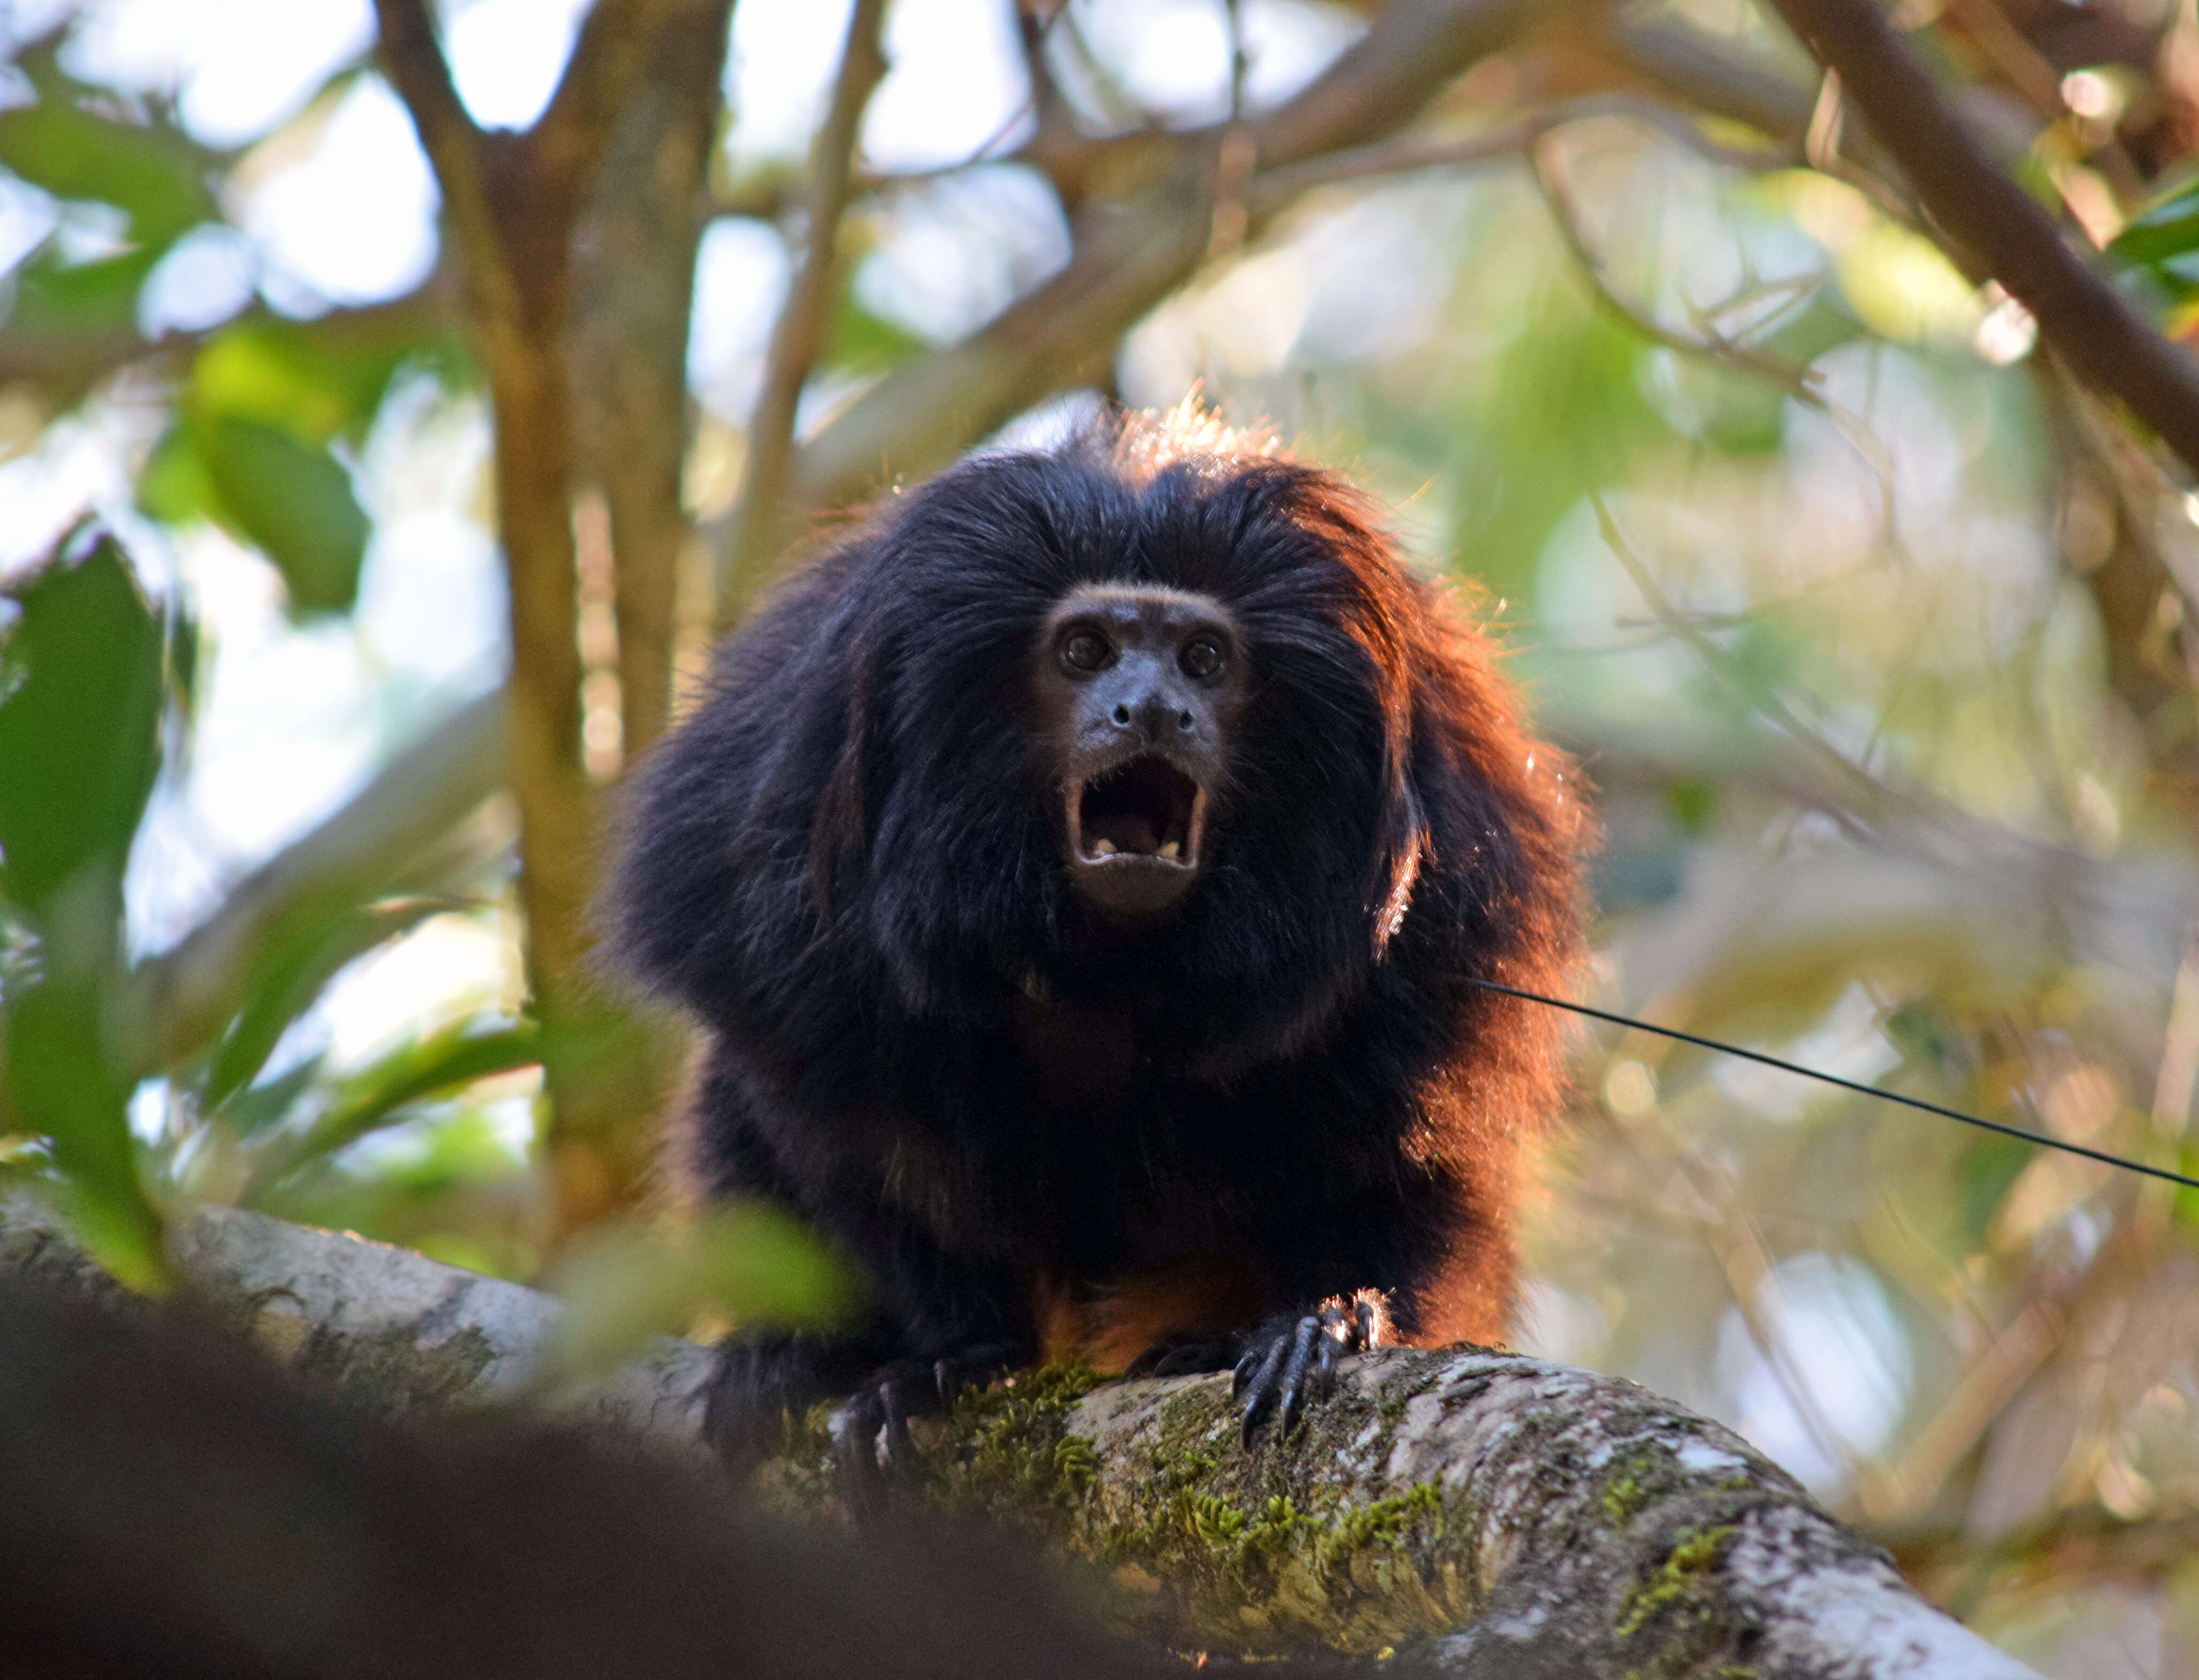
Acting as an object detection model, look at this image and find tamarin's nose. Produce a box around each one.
[1109,693,1179,741]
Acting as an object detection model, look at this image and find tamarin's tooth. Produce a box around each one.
[1094,839,1117,856]
[1158,841,1180,859]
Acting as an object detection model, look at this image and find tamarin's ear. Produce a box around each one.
[807,632,877,912]
[1371,764,1425,958]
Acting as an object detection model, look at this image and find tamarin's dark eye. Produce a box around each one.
[1061,628,1111,671]
[1180,639,1224,679]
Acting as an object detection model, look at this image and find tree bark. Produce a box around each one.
[376,0,728,1241]
[567,1,734,760]
[0,1194,2043,1679]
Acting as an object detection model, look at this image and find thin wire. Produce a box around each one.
[1463,975,2199,1194]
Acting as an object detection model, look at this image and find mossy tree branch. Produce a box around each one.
[0,1195,2044,1679]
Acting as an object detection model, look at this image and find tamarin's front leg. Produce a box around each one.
[1229,1292,1389,1444]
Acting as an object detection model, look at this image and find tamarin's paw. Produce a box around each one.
[1231,1292,1387,1446]
[832,1342,1022,1513]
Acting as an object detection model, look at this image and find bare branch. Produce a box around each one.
[1767,0,2199,479]
[1614,16,1819,143]
[1245,92,1793,205]
[714,0,892,628]
[0,273,458,411]
[777,0,1565,529]
[569,1,737,757]
[371,0,513,325]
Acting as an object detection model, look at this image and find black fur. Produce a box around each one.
[609,417,1587,1460]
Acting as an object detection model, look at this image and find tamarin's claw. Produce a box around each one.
[1233,1294,1385,1447]
[831,1342,1021,1515]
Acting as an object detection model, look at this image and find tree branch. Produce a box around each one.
[1613,15,1819,145]
[371,0,511,325]
[715,0,892,628]
[569,0,737,757]
[0,1192,2046,1678]
[1767,0,2199,478]
[375,0,713,1235]
[773,0,1563,533]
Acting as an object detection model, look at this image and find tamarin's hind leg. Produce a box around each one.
[706,1323,1026,1511]
[702,1324,901,1474]
[829,1341,1025,1512]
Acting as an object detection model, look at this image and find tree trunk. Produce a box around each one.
[0,1195,2040,1679]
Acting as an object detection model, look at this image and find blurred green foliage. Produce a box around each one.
[0,529,174,1286]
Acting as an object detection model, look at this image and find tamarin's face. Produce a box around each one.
[1028,583,1248,922]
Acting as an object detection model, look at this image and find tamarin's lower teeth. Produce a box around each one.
[1094,839,1117,856]
[1158,841,1180,859]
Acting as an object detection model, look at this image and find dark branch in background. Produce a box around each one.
[714,0,891,628]
[1767,0,2199,479]
[1613,16,1817,148]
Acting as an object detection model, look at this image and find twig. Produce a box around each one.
[1939,0,2145,206]
[772,0,1566,522]
[371,0,510,320]
[1768,0,2199,479]
[713,0,892,628]
[1881,1298,2062,1515]
[1534,140,1899,541]
[1588,493,1905,841]
[1244,91,1794,210]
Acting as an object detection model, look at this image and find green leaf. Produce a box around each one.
[1663,780,1717,837]
[191,319,415,447]
[537,1202,858,1386]
[199,897,461,1116]
[196,415,370,615]
[213,1054,325,1140]
[2110,182,2199,269]
[240,1019,540,1198]
[0,530,164,918]
[1961,1134,2031,1246]
[0,531,170,1291]
[3,981,167,1291]
[827,296,928,373]
[137,422,223,527]
[4,245,163,340]
[0,100,213,249]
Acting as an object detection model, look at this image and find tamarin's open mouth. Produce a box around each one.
[1073,754,1203,866]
